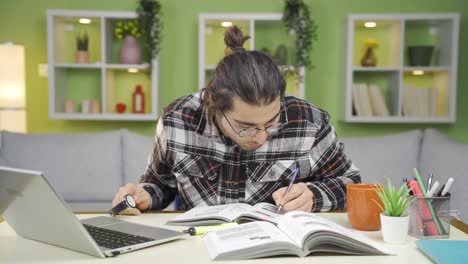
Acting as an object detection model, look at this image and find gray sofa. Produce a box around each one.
[0,129,154,211]
[0,128,466,222]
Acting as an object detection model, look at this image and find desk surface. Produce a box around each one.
[0,213,467,264]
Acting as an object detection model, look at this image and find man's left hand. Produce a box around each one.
[272,183,314,212]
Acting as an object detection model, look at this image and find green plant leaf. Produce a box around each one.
[373,177,416,217]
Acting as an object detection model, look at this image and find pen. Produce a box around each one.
[427,181,439,198]
[435,184,445,197]
[182,222,239,236]
[426,172,434,195]
[441,178,454,197]
[403,177,413,196]
[277,167,300,213]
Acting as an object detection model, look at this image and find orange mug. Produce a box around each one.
[346,184,383,231]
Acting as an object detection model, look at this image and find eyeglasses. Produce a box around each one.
[222,109,286,138]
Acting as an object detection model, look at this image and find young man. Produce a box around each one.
[112,26,360,215]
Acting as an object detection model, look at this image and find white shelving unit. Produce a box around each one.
[47,9,159,121]
[344,13,459,123]
[199,13,305,98]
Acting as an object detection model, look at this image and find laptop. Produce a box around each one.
[0,166,186,258]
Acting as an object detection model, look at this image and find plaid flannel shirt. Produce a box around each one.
[140,92,361,211]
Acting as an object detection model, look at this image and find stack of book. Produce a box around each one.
[352,83,390,117]
[402,83,439,117]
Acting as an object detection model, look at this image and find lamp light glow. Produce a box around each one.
[364,21,377,28]
[79,18,91,24]
[0,43,26,132]
[221,21,233,27]
[412,70,425,75]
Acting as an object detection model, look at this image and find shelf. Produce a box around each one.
[105,63,150,70]
[205,65,217,71]
[402,66,450,72]
[345,116,454,123]
[345,13,459,123]
[353,67,399,72]
[404,19,455,67]
[353,19,402,67]
[48,9,159,121]
[55,63,102,69]
[199,13,305,98]
[51,15,102,64]
[50,112,157,121]
[105,68,151,114]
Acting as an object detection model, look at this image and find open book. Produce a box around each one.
[166,203,282,226]
[202,211,393,260]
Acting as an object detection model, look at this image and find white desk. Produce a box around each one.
[0,213,466,263]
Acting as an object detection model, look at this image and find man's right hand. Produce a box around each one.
[111,183,151,215]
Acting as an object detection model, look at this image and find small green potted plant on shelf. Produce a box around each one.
[374,177,415,244]
[75,32,89,63]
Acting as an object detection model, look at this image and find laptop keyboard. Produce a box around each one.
[83,224,155,249]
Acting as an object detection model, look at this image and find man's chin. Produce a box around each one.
[241,143,262,151]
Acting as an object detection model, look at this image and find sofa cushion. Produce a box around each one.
[122,129,153,184]
[419,129,468,223]
[340,130,422,185]
[0,130,122,202]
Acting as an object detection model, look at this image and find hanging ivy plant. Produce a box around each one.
[282,0,318,67]
[137,0,162,61]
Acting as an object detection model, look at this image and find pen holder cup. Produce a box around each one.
[408,197,450,239]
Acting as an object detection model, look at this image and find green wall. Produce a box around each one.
[0,0,467,142]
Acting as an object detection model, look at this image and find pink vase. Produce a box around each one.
[120,36,142,64]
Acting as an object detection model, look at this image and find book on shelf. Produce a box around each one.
[352,83,373,116]
[202,211,393,260]
[368,84,390,116]
[166,203,282,226]
[403,84,438,117]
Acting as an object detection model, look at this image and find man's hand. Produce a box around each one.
[272,183,314,212]
[111,183,151,215]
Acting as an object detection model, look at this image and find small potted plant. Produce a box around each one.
[374,178,415,244]
[75,32,89,63]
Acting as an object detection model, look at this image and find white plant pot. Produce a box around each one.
[380,213,409,244]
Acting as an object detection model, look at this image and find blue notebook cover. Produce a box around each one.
[416,240,468,264]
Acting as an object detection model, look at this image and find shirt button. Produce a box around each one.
[233,146,240,154]
[189,165,200,174]
[339,142,345,151]
[268,171,276,178]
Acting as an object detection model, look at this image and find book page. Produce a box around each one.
[202,221,302,260]
[166,203,253,226]
[277,212,393,255]
[236,202,283,224]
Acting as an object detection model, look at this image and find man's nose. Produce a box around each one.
[254,130,268,145]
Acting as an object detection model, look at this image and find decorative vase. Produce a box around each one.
[361,47,377,67]
[408,46,435,66]
[380,213,410,244]
[75,51,90,63]
[120,35,142,64]
[132,85,145,114]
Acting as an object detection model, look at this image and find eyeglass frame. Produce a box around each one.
[221,100,288,138]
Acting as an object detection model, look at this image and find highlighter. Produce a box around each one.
[183,222,239,236]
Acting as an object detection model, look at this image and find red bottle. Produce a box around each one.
[132,85,145,114]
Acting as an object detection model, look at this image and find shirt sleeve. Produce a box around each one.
[306,112,361,212]
[138,118,177,210]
